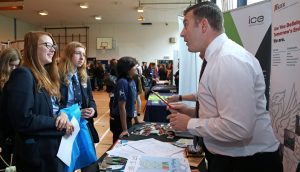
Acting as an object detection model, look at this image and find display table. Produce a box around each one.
[144,93,173,123]
[156,80,170,85]
[151,84,177,93]
[98,123,207,172]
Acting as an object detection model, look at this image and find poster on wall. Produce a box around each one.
[223,0,272,108]
[269,0,300,171]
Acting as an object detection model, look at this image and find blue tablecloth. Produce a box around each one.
[144,93,174,123]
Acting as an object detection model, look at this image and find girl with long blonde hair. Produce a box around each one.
[0,47,21,170]
[58,41,98,171]
[0,48,22,91]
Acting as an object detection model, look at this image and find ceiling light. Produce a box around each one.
[137,6,144,13]
[79,3,89,9]
[38,10,48,16]
[94,16,102,20]
[137,0,144,13]
[137,15,144,21]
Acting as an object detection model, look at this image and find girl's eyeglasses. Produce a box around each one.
[40,42,58,50]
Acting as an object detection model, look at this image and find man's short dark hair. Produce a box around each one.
[184,1,224,32]
[117,56,138,80]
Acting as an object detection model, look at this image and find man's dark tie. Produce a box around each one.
[72,74,82,105]
[194,59,207,148]
[196,59,207,118]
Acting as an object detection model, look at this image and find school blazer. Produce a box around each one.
[60,77,99,143]
[1,67,65,172]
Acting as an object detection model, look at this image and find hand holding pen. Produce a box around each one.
[151,91,174,109]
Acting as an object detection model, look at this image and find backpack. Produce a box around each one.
[110,79,132,117]
[105,74,117,93]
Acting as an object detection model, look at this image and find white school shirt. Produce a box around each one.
[187,33,279,156]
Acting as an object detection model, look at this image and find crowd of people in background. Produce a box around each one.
[87,60,175,93]
[87,62,105,91]
[142,62,174,83]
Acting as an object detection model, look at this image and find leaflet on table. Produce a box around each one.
[172,138,194,148]
[106,144,145,158]
[126,138,183,156]
[124,155,191,172]
[106,139,185,159]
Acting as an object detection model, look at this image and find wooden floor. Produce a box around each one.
[92,89,146,158]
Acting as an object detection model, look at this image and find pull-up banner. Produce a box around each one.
[223,0,272,109]
[270,0,300,171]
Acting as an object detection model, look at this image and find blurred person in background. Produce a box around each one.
[174,62,179,93]
[106,59,118,114]
[133,66,144,124]
[0,47,22,170]
[87,62,96,91]
[158,64,167,80]
[95,62,105,91]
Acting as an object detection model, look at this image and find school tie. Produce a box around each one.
[194,59,207,148]
[72,74,82,105]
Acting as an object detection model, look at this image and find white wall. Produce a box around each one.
[39,22,179,64]
[16,20,37,40]
[88,22,179,64]
[0,15,15,41]
[0,14,36,50]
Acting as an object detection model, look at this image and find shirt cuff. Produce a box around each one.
[192,93,198,101]
[187,118,201,136]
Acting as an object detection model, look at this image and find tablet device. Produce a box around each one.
[151,91,173,109]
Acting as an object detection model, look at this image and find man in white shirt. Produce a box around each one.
[167,2,283,172]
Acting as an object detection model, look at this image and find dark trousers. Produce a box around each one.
[90,77,96,90]
[109,97,114,113]
[97,78,104,90]
[204,146,283,172]
[110,116,132,143]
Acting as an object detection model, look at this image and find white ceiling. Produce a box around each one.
[0,0,195,26]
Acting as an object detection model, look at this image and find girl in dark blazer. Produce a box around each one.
[58,41,98,172]
[0,48,22,170]
[1,31,74,172]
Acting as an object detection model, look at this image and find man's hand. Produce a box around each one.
[167,102,189,114]
[81,108,95,118]
[166,95,180,103]
[167,113,191,131]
